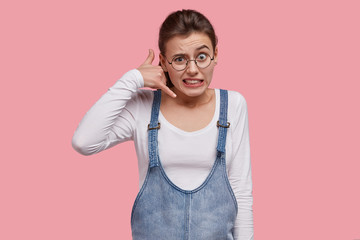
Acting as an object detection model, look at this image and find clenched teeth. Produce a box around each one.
[183,80,202,84]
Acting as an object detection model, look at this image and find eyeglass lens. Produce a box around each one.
[171,53,212,71]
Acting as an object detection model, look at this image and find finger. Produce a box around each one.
[158,82,176,98]
[143,49,155,65]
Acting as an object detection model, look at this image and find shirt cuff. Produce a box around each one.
[131,68,144,88]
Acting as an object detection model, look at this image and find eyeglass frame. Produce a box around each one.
[162,52,215,71]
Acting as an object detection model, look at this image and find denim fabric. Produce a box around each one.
[131,89,238,240]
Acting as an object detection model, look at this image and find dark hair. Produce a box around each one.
[158,9,218,87]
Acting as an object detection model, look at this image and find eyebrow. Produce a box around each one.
[196,45,210,51]
[171,45,211,58]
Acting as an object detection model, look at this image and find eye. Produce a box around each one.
[197,53,208,61]
[173,56,185,63]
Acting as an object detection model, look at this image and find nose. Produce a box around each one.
[186,60,199,74]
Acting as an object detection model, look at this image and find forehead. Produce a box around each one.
[165,32,213,56]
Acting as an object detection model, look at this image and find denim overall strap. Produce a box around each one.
[216,89,230,153]
[148,89,161,168]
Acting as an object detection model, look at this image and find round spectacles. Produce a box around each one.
[165,53,215,71]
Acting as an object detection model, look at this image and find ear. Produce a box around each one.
[159,53,168,72]
[213,46,218,65]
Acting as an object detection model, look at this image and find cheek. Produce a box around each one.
[205,68,215,80]
[168,71,181,84]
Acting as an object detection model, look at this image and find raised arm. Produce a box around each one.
[71,49,176,156]
[71,69,144,156]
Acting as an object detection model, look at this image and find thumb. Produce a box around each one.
[143,49,155,65]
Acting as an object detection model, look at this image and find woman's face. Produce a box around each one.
[160,32,218,98]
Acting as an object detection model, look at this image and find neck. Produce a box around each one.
[166,88,214,108]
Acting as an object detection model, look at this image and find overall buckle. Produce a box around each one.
[217,121,230,128]
[148,122,161,130]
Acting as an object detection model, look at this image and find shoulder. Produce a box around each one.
[217,89,248,125]
[218,89,248,110]
[124,89,155,115]
[130,88,154,103]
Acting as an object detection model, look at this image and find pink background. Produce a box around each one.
[1,0,359,239]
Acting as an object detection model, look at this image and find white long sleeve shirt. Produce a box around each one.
[72,69,254,239]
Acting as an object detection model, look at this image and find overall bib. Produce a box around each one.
[131,89,238,240]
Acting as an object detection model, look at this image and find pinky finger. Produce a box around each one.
[159,82,177,98]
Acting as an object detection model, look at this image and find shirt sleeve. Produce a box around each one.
[71,69,144,156]
[229,93,254,240]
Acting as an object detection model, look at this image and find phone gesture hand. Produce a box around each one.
[137,49,176,98]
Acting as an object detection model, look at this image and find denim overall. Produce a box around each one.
[131,89,238,240]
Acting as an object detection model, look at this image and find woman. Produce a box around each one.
[72,9,253,240]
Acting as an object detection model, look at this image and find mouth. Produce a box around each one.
[182,78,204,87]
